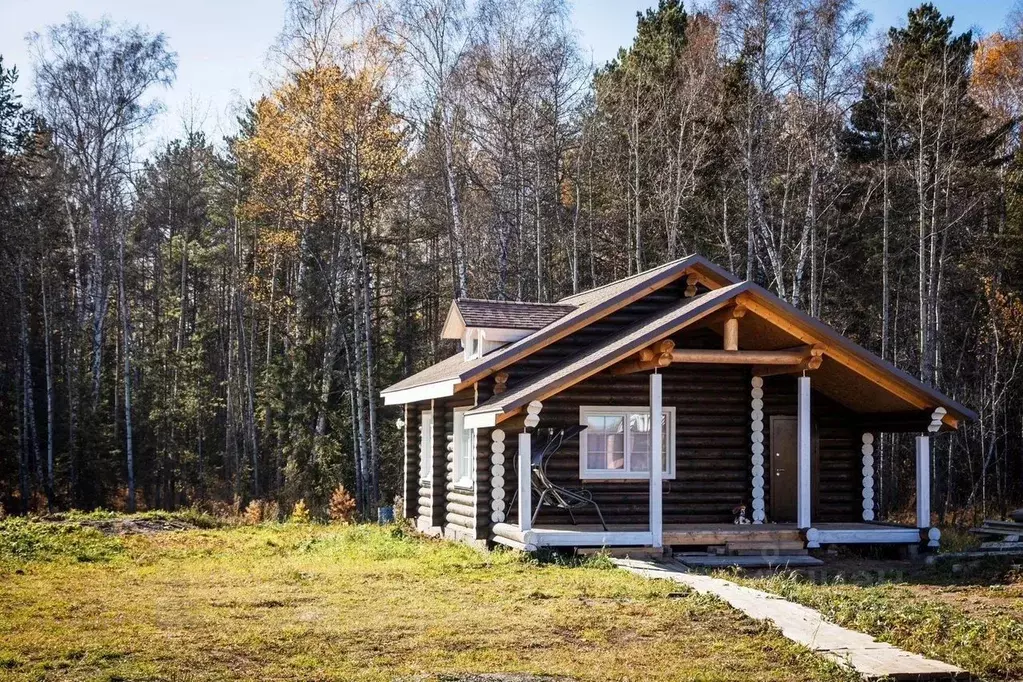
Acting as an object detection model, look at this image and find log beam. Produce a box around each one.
[610,339,676,376]
[684,273,699,298]
[611,352,672,375]
[724,317,739,351]
[671,345,814,365]
[751,345,826,376]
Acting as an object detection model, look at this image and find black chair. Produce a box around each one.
[525,425,608,531]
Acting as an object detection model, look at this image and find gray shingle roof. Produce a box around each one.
[464,283,748,421]
[454,299,576,330]
[382,255,727,400]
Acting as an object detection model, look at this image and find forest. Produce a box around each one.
[1,0,1022,523]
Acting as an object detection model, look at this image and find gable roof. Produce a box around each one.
[462,280,976,430]
[441,299,576,338]
[382,254,975,430]
[381,254,737,404]
[463,283,748,427]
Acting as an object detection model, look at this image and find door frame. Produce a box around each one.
[768,415,820,522]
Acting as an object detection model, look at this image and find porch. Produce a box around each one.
[491,521,926,552]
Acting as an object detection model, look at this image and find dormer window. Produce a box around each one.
[463,328,485,360]
[442,298,576,361]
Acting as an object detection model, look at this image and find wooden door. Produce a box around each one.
[770,416,798,522]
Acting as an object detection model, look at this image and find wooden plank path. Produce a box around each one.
[614,558,968,681]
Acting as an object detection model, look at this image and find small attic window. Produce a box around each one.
[463,328,485,360]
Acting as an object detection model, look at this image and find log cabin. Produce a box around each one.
[381,255,975,553]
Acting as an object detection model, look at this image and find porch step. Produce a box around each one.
[577,546,667,560]
[725,540,807,555]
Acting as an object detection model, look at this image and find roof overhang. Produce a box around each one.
[732,287,975,428]
[464,284,747,424]
[463,283,975,430]
[381,378,458,406]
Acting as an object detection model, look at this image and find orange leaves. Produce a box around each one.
[237,65,405,227]
[972,33,1023,119]
[981,277,1023,347]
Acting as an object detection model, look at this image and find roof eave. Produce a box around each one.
[381,378,459,406]
[740,285,977,426]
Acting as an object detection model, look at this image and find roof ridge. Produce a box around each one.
[556,255,696,304]
[457,298,576,308]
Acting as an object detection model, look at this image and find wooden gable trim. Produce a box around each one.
[478,293,736,426]
[454,261,726,392]
[738,295,961,429]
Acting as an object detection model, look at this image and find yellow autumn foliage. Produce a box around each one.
[235,63,405,308]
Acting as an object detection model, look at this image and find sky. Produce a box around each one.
[0,0,1014,153]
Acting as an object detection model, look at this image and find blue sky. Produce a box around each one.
[0,0,1013,152]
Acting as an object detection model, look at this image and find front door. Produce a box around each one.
[770,416,798,522]
[769,415,819,522]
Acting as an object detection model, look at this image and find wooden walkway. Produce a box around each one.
[614,559,967,681]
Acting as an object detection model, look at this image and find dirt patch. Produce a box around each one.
[76,518,199,535]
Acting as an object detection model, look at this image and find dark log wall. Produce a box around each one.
[404,405,420,520]
[760,375,862,522]
[500,331,751,527]
[430,405,446,528]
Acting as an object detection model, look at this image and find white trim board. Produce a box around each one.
[382,379,458,405]
[492,523,654,549]
[814,527,922,544]
[464,411,499,429]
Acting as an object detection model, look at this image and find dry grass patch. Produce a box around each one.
[0,518,855,681]
[720,555,1023,681]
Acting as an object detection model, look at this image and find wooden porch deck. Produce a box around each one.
[492,521,924,550]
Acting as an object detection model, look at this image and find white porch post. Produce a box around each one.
[797,375,812,529]
[518,432,532,532]
[650,372,663,548]
[861,433,875,521]
[915,435,930,529]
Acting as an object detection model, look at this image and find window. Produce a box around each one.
[453,408,476,488]
[463,329,484,360]
[419,410,433,483]
[579,406,675,479]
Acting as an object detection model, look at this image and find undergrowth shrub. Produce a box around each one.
[328,485,356,524]
[0,518,123,566]
[264,501,281,522]
[244,500,265,525]
[290,499,311,523]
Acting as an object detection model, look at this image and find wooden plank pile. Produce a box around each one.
[969,519,1023,550]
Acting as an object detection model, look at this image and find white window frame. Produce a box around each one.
[578,405,676,480]
[418,410,434,484]
[453,407,476,489]
[462,328,485,360]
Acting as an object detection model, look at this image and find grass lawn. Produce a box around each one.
[719,553,1023,681]
[0,516,853,682]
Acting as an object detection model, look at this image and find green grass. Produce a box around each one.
[0,519,856,681]
[722,561,1023,681]
[0,517,125,566]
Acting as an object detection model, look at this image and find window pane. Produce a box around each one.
[630,413,651,472]
[586,415,624,470]
[662,415,671,473]
[419,416,432,480]
[630,412,670,474]
[460,425,474,482]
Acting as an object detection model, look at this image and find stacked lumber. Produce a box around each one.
[969,519,1023,549]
